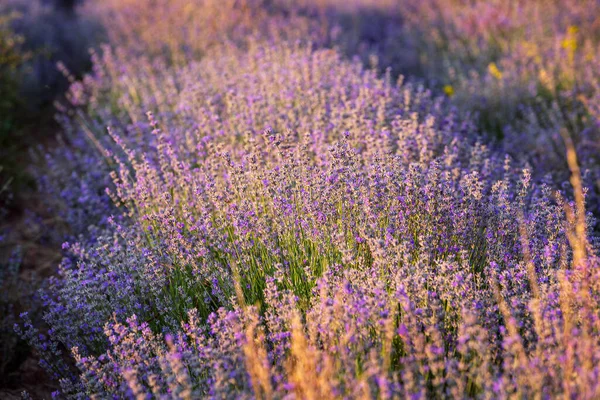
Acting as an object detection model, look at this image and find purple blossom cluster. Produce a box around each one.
[8,0,600,398]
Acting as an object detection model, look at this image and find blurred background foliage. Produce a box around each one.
[0,0,103,194]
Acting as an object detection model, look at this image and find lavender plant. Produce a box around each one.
[7,1,600,398]
[15,38,599,398]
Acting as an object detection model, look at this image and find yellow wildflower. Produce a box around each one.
[567,25,579,35]
[561,38,577,52]
[561,25,578,52]
[488,62,503,80]
[443,85,454,97]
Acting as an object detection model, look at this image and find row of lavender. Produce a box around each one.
[74,0,600,219]
[8,0,600,398]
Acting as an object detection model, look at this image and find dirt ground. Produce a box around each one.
[0,111,63,399]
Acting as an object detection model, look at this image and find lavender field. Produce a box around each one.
[1,0,600,398]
